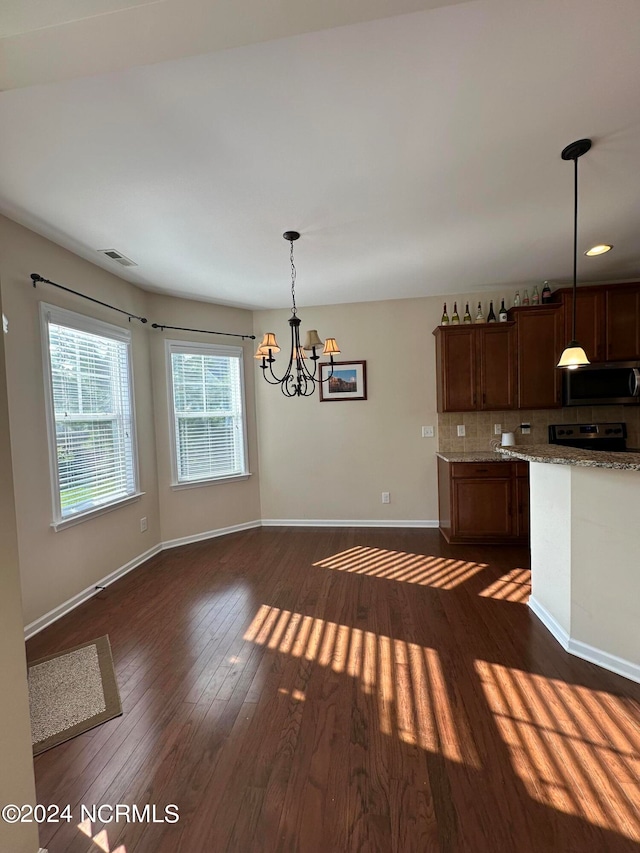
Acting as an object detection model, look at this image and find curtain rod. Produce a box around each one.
[151,323,255,340]
[31,273,148,324]
[29,274,256,340]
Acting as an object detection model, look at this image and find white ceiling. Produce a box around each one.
[1,0,639,310]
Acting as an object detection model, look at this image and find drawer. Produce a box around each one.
[451,462,511,478]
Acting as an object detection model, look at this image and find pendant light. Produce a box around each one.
[557,138,591,370]
[255,231,340,396]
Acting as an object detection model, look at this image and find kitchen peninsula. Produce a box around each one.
[499,444,640,683]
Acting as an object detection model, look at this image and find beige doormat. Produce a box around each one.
[28,635,122,756]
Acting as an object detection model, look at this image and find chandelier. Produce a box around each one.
[255,231,340,396]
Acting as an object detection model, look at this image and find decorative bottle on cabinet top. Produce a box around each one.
[451,302,460,324]
[463,303,472,324]
[541,281,552,303]
[487,300,497,322]
[514,290,521,307]
[532,285,540,305]
[499,299,508,322]
[475,301,485,323]
[523,289,530,306]
[441,303,449,325]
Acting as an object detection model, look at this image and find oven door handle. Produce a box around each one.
[630,368,640,397]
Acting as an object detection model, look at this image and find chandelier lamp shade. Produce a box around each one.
[556,138,591,370]
[255,231,341,396]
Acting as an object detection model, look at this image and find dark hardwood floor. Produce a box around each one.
[27,527,640,853]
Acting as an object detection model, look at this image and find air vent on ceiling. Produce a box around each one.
[97,249,138,267]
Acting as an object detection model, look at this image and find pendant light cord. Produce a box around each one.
[290,239,297,316]
[572,154,578,341]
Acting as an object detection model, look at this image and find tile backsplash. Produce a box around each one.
[437,406,640,452]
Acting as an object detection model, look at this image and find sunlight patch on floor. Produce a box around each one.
[475,660,640,842]
[244,604,479,766]
[313,546,487,589]
[479,568,530,603]
[77,821,127,852]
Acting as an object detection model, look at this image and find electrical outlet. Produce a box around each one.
[421,425,434,438]
[494,423,502,435]
[140,517,148,532]
[381,492,390,504]
[457,425,466,437]
[520,423,531,435]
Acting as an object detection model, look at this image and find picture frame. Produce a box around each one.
[319,360,367,402]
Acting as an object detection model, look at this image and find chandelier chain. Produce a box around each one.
[290,239,297,316]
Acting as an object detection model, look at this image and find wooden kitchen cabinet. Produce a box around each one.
[437,457,529,544]
[561,288,606,363]
[605,285,640,360]
[434,323,516,412]
[509,304,563,409]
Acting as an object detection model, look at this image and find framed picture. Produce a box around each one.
[319,360,367,402]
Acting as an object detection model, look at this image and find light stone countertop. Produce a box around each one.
[435,451,512,463]
[497,444,640,471]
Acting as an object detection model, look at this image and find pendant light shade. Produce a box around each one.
[557,138,591,370]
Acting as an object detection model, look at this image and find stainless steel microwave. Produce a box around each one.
[563,361,640,406]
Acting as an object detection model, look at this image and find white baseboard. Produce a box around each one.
[567,638,640,685]
[528,596,569,649]
[529,596,640,685]
[261,518,439,528]
[24,544,162,640]
[161,519,261,550]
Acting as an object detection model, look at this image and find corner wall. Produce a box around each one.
[0,280,39,853]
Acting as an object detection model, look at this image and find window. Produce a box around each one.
[41,304,139,526]
[167,341,249,485]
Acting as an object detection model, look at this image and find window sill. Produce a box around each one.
[170,473,253,491]
[51,492,146,532]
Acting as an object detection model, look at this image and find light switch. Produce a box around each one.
[422,426,434,438]
[457,425,466,437]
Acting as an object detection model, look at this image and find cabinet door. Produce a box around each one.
[516,306,563,409]
[435,327,476,412]
[563,289,606,363]
[477,324,516,410]
[453,477,513,539]
[516,473,530,540]
[606,287,640,360]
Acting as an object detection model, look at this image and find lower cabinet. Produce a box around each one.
[437,457,529,544]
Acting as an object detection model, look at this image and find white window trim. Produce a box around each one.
[40,302,140,528]
[165,339,250,487]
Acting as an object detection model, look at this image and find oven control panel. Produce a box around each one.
[549,422,627,443]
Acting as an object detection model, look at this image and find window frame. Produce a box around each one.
[165,339,250,488]
[40,302,142,530]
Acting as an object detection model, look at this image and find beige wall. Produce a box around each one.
[0,215,161,626]
[254,296,441,522]
[149,294,261,542]
[0,215,261,629]
[0,283,39,853]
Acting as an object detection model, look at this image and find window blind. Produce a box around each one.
[169,345,247,483]
[44,308,137,521]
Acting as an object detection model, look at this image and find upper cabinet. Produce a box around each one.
[561,288,606,363]
[553,282,640,363]
[605,285,640,361]
[434,323,516,412]
[510,304,563,409]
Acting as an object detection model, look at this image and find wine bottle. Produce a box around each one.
[532,285,540,305]
[451,302,460,324]
[523,289,530,306]
[514,290,521,307]
[487,300,497,323]
[498,299,508,322]
[541,281,552,303]
[441,302,449,325]
[463,302,472,324]
[475,301,485,323]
